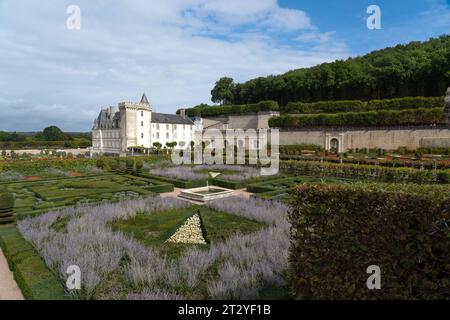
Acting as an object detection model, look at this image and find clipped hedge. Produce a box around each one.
[270,107,445,128]
[280,160,449,184]
[0,225,67,299]
[183,100,279,117]
[279,144,322,156]
[288,183,450,299]
[281,96,444,115]
[135,173,207,189]
[0,191,15,224]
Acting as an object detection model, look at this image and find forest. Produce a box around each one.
[207,35,450,106]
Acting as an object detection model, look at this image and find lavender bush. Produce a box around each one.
[150,164,262,181]
[18,195,289,300]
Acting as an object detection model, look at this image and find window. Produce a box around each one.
[141,121,143,127]
[166,132,169,139]
[141,111,143,117]
[156,132,160,139]
[166,124,169,130]
[156,124,160,130]
[174,124,177,130]
[141,133,144,139]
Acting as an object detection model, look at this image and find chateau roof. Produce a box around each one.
[152,112,194,125]
[140,93,149,105]
[92,107,120,130]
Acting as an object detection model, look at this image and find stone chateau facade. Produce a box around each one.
[92,93,198,155]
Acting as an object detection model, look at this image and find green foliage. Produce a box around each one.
[213,35,450,105]
[125,159,135,173]
[279,144,323,155]
[42,126,70,141]
[184,100,279,117]
[280,160,445,184]
[270,107,445,128]
[153,142,162,149]
[282,96,444,114]
[211,77,236,105]
[288,183,450,299]
[0,226,67,299]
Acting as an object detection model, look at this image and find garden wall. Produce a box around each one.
[279,127,450,151]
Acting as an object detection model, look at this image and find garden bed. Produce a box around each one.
[17,195,290,299]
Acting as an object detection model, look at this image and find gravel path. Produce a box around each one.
[0,247,24,300]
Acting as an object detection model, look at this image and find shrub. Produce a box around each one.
[126,159,135,173]
[96,159,104,169]
[280,97,444,115]
[269,107,445,128]
[184,100,279,117]
[288,183,450,299]
[280,160,441,184]
[135,160,144,174]
[0,192,15,224]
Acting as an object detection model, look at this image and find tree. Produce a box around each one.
[153,142,162,149]
[211,77,236,105]
[166,141,177,149]
[42,126,68,141]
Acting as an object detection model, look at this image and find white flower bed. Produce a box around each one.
[166,214,206,245]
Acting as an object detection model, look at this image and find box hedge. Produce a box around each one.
[0,225,67,299]
[280,160,446,184]
[281,96,444,115]
[288,183,450,299]
[270,107,445,128]
[184,100,279,117]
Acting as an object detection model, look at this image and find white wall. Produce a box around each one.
[151,122,194,149]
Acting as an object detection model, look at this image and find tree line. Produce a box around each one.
[209,35,450,106]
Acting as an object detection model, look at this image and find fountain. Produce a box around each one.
[178,171,234,202]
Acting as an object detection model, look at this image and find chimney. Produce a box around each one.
[180,109,186,119]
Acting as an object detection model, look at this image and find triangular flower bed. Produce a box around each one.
[166,214,207,245]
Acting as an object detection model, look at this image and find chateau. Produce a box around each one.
[92,94,197,155]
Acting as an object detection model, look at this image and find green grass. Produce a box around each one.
[111,206,265,259]
[1,174,173,218]
[0,225,67,300]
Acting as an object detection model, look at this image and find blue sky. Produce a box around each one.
[0,0,449,132]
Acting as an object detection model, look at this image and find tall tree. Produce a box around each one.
[211,77,236,105]
[42,126,68,141]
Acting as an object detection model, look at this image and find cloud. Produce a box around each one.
[0,0,348,131]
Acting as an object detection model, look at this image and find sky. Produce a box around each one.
[0,0,449,132]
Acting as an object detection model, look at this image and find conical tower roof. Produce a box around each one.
[140,93,149,105]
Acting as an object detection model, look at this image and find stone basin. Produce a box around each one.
[178,186,234,202]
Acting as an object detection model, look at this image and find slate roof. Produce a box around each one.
[92,107,120,130]
[140,93,149,105]
[152,112,194,125]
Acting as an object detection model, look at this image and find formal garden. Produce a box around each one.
[0,153,449,299]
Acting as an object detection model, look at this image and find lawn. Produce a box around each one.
[111,206,264,259]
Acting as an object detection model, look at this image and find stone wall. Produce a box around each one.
[279,127,450,151]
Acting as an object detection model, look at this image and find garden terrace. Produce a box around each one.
[16,196,290,299]
[281,96,444,114]
[269,107,445,128]
[0,174,173,218]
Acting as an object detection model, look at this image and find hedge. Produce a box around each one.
[183,100,279,117]
[270,107,445,128]
[280,155,450,170]
[281,96,444,115]
[279,144,322,156]
[280,160,450,184]
[134,173,207,189]
[0,225,67,299]
[288,183,450,299]
[0,192,15,224]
